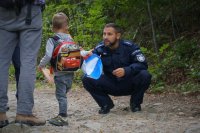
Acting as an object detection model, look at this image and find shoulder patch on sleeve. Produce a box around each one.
[136,54,145,62]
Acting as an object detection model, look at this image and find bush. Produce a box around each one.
[146,37,200,92]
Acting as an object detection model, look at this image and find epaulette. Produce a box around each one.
[95,42,104,49]
[122,40,134,46]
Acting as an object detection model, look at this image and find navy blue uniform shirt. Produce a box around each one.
[93,40,148,80]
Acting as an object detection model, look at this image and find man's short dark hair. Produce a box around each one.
[104,23,122,33]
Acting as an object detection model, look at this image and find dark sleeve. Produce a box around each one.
[124,45,148,77]
[92,48,100,55]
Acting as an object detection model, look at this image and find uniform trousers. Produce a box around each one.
[82,70,151,107]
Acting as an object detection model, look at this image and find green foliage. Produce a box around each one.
[9,64,45,83]
[176,82,200,93]
[71,0,105,48]
[36,70,45,80]
[38,0,106,63]
[9,64,15,81]
[172,38,200,80]
[147,37,200,92]
[73,69,83,84]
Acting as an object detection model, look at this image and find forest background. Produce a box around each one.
[9,0,200,93]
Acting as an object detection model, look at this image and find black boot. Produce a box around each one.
[99,103,114,114]
[130,103,141,112]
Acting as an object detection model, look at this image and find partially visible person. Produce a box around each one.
[0,0,46,128]
[82,23,152,114]
[38,12,91,126]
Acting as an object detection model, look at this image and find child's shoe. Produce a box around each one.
[48,115,68,126]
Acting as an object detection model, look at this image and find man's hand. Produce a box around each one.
[112,68,125,78]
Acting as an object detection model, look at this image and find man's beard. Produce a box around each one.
[104,39,118,48]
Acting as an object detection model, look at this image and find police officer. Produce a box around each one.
[82,23,152,114]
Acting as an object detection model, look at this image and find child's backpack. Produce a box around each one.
[50,36,83,72]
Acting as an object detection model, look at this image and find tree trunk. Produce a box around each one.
[147,0,159,57]
[170,0,177,40]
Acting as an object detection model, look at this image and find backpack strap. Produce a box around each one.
[25,1,32,25]
[52,35,60,41]
[50,35,62,49]
[26,0,38,25]
[50,35,62,68]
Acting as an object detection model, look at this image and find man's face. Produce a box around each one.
[103,27,120,47]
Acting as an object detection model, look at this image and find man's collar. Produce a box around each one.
[108,40,122,54]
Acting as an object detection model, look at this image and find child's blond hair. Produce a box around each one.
[52,12,69,30]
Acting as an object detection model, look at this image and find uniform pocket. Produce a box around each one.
[31,5,42,28]
[31,5,41,17]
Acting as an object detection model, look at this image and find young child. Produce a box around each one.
[38,12,91,126]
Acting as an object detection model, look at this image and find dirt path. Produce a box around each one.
[1,84,200,133]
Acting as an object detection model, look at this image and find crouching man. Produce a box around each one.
[82,23,151,114]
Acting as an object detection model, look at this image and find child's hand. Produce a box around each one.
[80,49,93,60]
[81,50,92,57]
[87,49,93,56]
[38,66,43,72]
